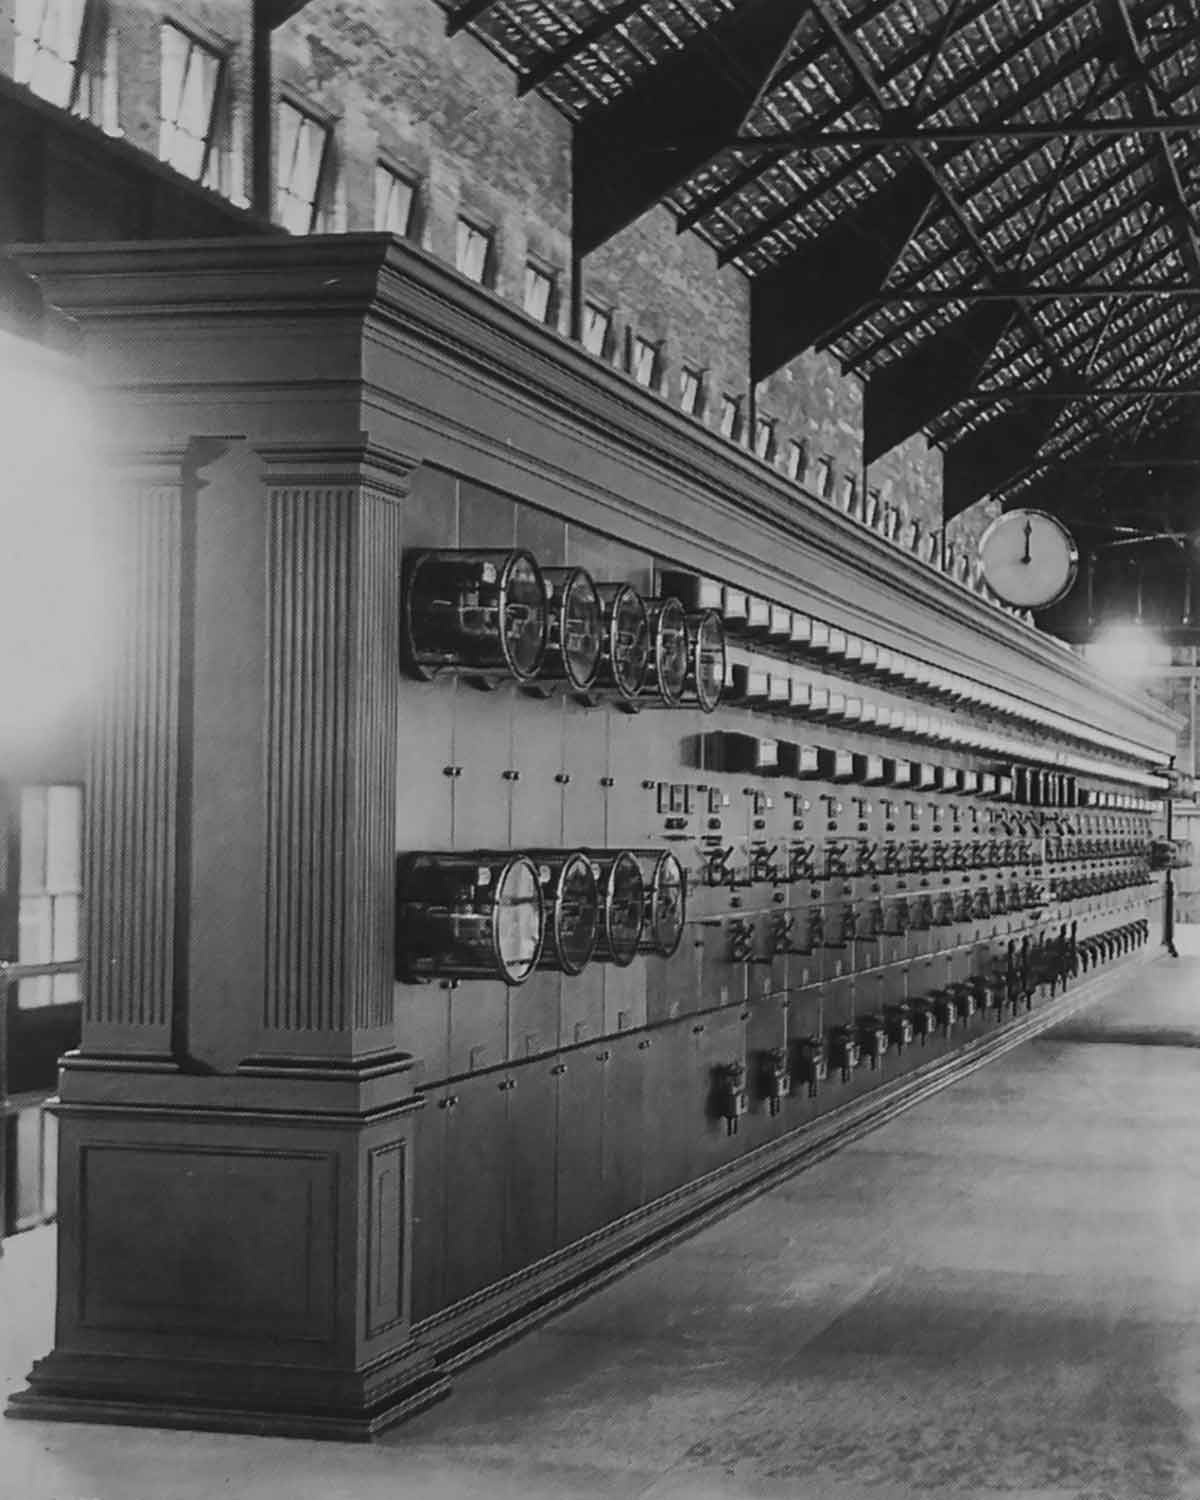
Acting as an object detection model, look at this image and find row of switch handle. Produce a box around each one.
[705,841,1151,887]
[713,919,1151,1129]
[726,876,1153,960]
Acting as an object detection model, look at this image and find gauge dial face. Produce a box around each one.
[978,509,1079,609]
[548,852,599,975]
[689,610,726,713]
[607,587,650,699]
[493,856,544,984]
[646,850,686,957]
[556,570,603,691]
[500,553,549,680]
[652,598,689,704]
[601,851,646,966]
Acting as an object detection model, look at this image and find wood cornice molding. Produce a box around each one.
[14,236,1180,757]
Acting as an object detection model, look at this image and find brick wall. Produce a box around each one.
[1,0,967,566]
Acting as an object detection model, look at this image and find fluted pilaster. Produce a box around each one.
[83,453,186,1058]
[257,447,411,1063]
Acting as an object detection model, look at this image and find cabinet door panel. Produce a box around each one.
[556,1048,606,1249]
[603,956,647,1034]
[448,981,508,1078]
[641,1022,692,1204]
[508,694,564,848]
[601,1033,647,1222]
[396,677,454,850]
[505,1062,559,1277]
[561,703,608,850]
[410,1088,448,1323]
[443,1073,508,1307]
[451,682,511,851]
[509,971,561,1061]
[605,714,656,849]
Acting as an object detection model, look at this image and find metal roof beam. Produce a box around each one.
[572,0,805,253]
[517,0,650,95]
[1109,0,1200,282]
[870,283,1200,302]
[748,166,934,379]
[445,0,501,36]
[711,0,1107,262]
[736,116,1200,149]
[943,405,1065,516]
[864,299,1018,462]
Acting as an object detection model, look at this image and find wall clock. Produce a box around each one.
[978,509,1079,609]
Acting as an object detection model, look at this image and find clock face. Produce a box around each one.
[978,509,1079,609]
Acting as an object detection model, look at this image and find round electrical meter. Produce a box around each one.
[595,583,651,702]
[403,549,549,684]
[645,597,689,706]
[590,850,646,966]
[541,567,603,691]
[531,849,600,975]
[636,849,687,958]
[395,852,545,985]
[685,610,726,713]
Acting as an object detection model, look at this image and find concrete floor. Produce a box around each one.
[6,946,1200,1499]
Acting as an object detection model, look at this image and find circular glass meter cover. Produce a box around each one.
[500,552,550,681]
[492,855,545,984]
[644,850,686,957]
[539,851,599,974]
[649,597,689,705]
[599,850,646,966]
[549,568,603,691]
[688,610,726,713]
[604,585,651,700]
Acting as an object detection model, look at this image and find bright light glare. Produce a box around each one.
[0,330,106,744]
[1084,623,1170,681]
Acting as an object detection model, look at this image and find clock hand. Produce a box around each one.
[1021,516,1033,565]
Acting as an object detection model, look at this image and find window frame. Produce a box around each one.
[813,455,834,499]
[718,393,742,442]
[522,259,557,325]
[275,92,336,236]
[630,334,660,390]
[374,160,420,238]
[581,301,613,360]
[13,0,113,121]
[753,415,776,463]
[157,17,229,187]
[678,365,705,418]
[454,215,494,286]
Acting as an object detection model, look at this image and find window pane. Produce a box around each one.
[785,440,805,480]
[159,23,221,180]
[455,219,490,283]
[276,101,327,234]
[523,264,553,323]
[18,893,52,965]
[46,785,82,892]
[719,396,740,439]
[582,303,610,357]
[15,0,87,107]
[632,338,657,387]
[754,418,774,460]
[814,457,833,497]
[375,165,415,235]
[19,787,48,894]
[52,892,80,963]
[679,368,701,416]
